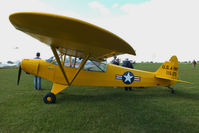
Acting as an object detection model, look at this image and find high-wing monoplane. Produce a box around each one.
[9,12,190,104]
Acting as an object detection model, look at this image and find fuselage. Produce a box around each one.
[21,59,174,87]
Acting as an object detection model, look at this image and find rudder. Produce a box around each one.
[155,56,179,80]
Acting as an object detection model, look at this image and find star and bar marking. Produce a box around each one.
[115,71,141,84]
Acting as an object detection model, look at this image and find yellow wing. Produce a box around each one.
[9,12,136,61]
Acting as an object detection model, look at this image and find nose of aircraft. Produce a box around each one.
[17,59,41,85]
[21,59,40,75]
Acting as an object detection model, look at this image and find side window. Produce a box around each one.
[46,56,107,72]
[84,60,107,72]
[63,57,82,68]
[46,55,82,68]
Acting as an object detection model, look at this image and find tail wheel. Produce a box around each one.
[168,86,175,94]
[43,92,56,104]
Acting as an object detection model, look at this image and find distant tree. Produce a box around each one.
[7,61,14,64]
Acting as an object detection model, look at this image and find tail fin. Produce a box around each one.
[155,56,179,80]
[155,56,191,84]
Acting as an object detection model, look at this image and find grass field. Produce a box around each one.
[0,63,198,133]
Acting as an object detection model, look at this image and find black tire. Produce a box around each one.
[43,92,56,104]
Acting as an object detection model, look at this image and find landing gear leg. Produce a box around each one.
[43,83,68,104]
[168,86,175,94]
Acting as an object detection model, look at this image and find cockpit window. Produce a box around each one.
[84,60,107,72]
[46,56,81,67]
[46,55,107,72]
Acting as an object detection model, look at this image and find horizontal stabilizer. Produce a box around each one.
[155,75,191,84]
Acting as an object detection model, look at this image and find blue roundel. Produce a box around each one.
[122,71,134,84]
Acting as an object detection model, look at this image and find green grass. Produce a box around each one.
[0,63,199,133]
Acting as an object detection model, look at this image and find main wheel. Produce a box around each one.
[43,92,56,104]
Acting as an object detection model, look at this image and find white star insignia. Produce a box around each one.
[124,72,133,83]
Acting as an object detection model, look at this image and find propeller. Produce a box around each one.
[17,65,21,85]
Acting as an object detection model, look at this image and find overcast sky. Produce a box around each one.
[1,0,199,62]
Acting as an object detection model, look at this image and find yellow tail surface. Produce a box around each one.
[155,56,191,84]
[155,56,179,80]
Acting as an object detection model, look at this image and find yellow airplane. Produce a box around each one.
[9,12,190,104]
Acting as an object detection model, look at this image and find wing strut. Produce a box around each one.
[70,55,89,85]
[51,46,70,85]
[51,46,90,86]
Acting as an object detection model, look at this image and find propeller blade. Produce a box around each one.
[17,65,21,85]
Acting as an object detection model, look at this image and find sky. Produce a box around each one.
[1,0,199,63]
